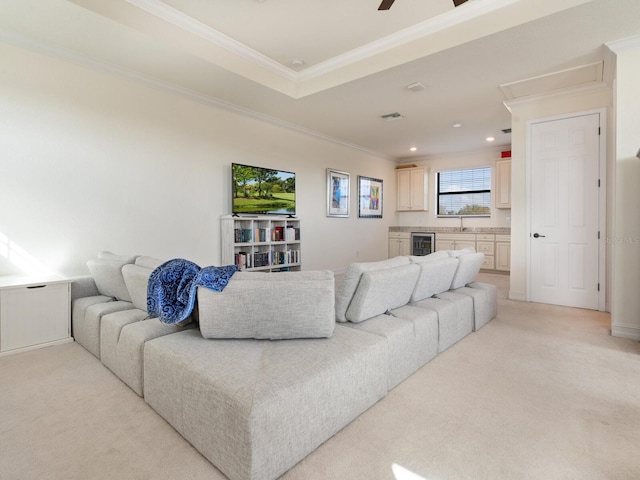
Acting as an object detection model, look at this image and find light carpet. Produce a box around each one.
[1,273,639,480]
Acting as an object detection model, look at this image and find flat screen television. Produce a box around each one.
[231,163,296,216]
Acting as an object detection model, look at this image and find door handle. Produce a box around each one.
[533,233,546,238]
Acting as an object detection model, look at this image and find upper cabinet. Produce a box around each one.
[396,167,428,211]
[495,159,511,209]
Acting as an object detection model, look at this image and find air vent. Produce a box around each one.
[381,112,404,121]
[501,128,512,134]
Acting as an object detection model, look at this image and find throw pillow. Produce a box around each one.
[198,270,335,339]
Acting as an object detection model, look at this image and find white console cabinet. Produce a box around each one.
[0,275,72,356]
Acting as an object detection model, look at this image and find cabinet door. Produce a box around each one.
[409,168,427,210]
[389,239,400,258]
[396,167,427,211]
[496,242,511,271]
[1,283,70,352]
[396,170,412,210]
[398,238,411,256]
[436,240,456,251]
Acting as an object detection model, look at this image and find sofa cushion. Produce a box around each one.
[407,250,449,263]
[447,247,476,257]
[345,263,420,323]
[134,256,164,270]
[122,264,154,312]
[450,252,485,289]
[345,308,438,390]
[143,326,388,480]
[87,252,136,302]
[198,270,336,340]
[410,256,459,302]
[335,256,410,322]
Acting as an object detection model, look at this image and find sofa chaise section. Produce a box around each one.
[143,326,388,480]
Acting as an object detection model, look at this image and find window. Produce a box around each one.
[437,167,491,216]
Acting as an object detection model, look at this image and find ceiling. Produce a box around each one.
[1,0,639,161]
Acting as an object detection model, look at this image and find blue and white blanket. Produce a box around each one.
[147,258,237,325]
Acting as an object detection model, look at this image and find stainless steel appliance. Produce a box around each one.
[411,232,435,256]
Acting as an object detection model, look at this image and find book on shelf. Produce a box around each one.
[233,249,300,270]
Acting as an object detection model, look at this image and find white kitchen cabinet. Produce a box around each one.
[495,159,511,209]
[435,233,475,252]
[397,167,428,211]
[436,232,510,272]
[388,231,411,258]
[495,235,511,271]
[0,275,72,356]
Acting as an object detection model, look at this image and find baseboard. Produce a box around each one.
[611,323,640,340]
[508,291,527,301]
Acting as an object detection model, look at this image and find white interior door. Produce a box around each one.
[530,113,601,309]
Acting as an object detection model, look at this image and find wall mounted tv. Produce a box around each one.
[231,163,296,216]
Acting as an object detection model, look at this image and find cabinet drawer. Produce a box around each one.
[477,241,495,255]
[476,233,495,241]
[388,231,411,240]
[495,234,511,242]
[481,256,495,270]
[437,233,474,241]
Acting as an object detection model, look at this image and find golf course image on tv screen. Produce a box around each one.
[232,163,296,215]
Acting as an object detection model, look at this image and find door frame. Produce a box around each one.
[525,108,607,311]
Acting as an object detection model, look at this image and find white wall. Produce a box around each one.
[507,88,612,303]
[0,42,397,278]
[395,147,512,229]
[609,37,640,339]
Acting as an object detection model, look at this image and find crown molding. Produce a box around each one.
[606,33,640,53]
[126,0,297,82]
[126,0,521,85]
[502,82,610,110]
[299,0,521,81]
[0,28,393,162]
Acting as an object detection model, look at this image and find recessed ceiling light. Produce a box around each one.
[291,59,305,69]
[410,147,417,152]
[486,136,495,142]
[452,121,463,128]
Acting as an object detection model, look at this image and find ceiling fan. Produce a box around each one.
[378,0,468,11]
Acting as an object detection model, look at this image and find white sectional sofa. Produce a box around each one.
[71,249,496,480]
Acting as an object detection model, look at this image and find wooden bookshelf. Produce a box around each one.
[221,215,301,272]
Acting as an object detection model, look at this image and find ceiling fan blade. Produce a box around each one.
[378,0,395,10]
[453,0,469,6]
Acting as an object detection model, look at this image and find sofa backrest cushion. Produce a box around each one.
[198,270,336,340]
[345,263,420,323]
[134,256,164,270]
[448,247,476,257]
[407,250,449,263]
[335,256,410,322]
[87,252,136,302]
[410,257,459,302]
[122,264,154,312]
[450,252,485,289]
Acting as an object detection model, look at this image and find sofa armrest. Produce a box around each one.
[70,275,100,301]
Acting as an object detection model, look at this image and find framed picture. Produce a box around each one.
[358,176,383,218]
[327,168,350,217]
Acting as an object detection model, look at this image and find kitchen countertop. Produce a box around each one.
[389,226,511,234]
